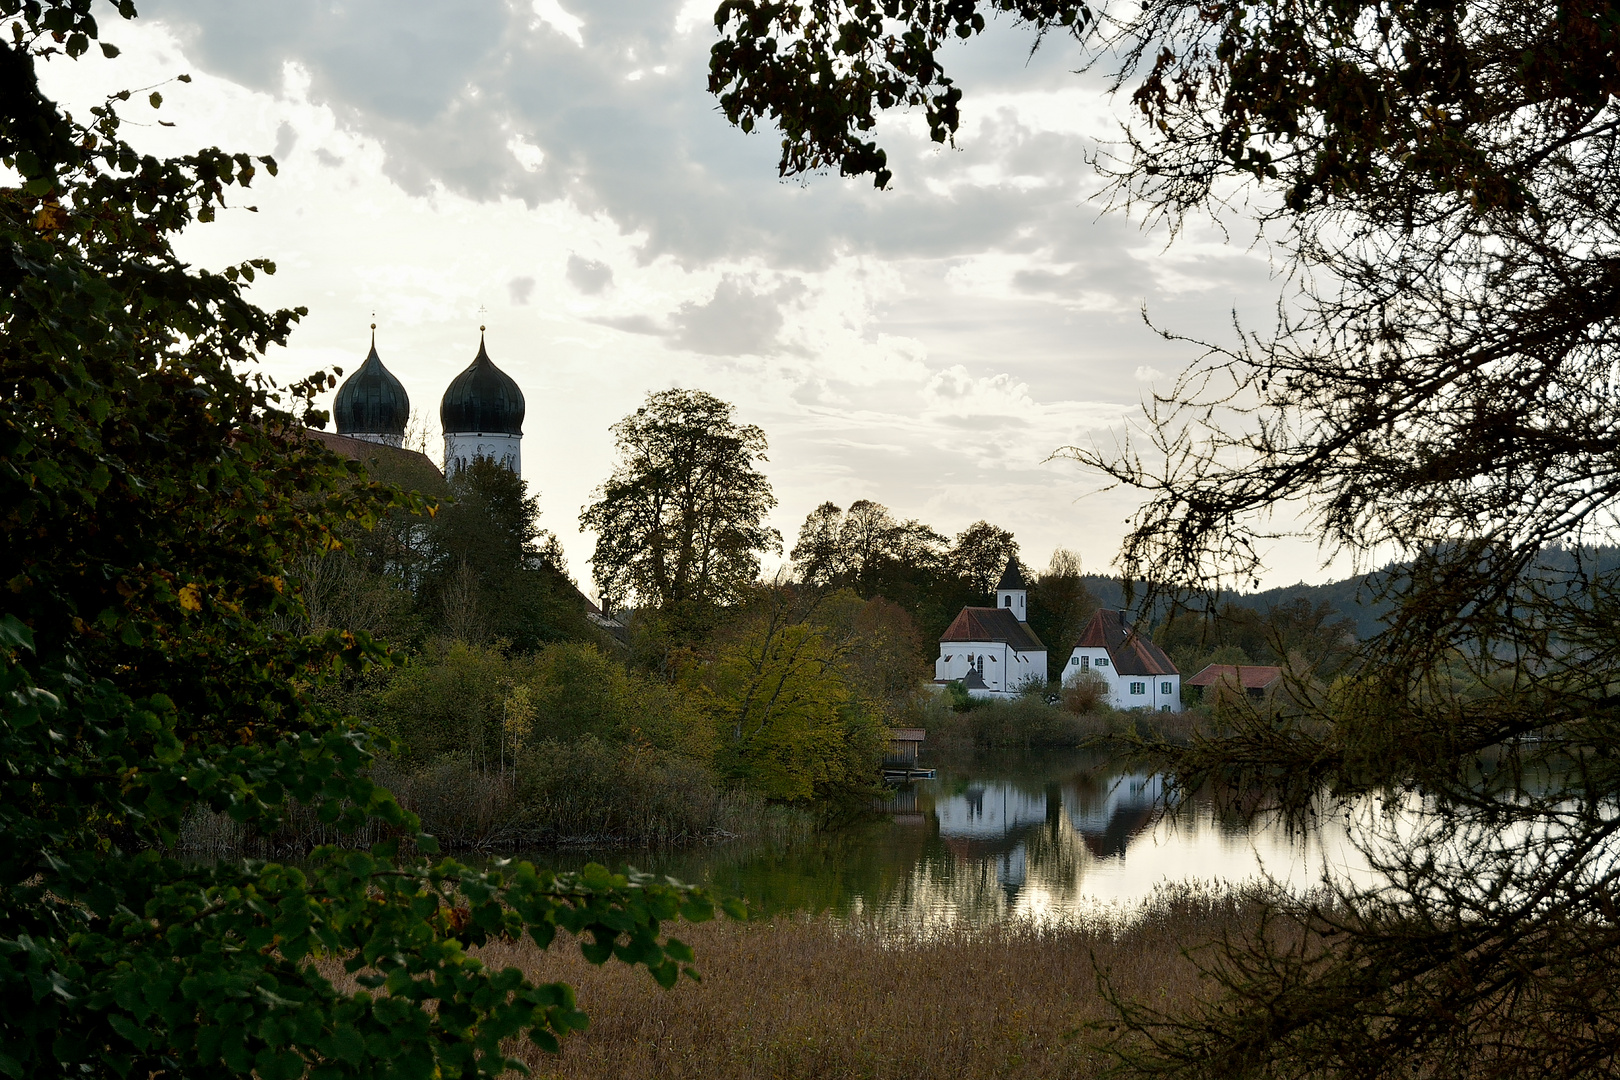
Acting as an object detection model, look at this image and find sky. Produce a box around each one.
[33,1,1334,601]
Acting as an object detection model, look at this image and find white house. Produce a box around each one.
[1061,609,1182,712]
[934,558,1047,697]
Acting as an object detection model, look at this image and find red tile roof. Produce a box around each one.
[939,607,1046,651]
[1073,609,1178,676]
[1187,664,1283,690]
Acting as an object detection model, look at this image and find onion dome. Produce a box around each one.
[439,331,525,435]
[333,327,409,441]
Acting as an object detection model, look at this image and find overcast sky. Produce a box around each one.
[36,1,1335,598]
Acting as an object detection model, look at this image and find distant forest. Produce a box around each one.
[1087,543,1620,641]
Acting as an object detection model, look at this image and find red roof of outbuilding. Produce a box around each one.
[1072,609,1178,676]
[1187,664,1283,690]
[940,607,1046,651]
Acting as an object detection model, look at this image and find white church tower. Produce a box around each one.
[995,557,1028,621]
[440,328,525,476]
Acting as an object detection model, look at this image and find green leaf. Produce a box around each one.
[149,91,163,108]
[0,615,35,652]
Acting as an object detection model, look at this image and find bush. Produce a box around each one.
[1060,671,1112,714]
[921,693,1090,749]
[515,737,731,845]
[370,640,714,767]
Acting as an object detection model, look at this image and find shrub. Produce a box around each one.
[922,693,1089,749]
[372,640,714,767]
[1060,671,1112,714]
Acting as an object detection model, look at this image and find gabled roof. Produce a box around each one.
[940,607,1046,651]
[1187,664,1283,690]
[995,557,1027,591]
[302,429,448,496]
[1073,609,1178,676]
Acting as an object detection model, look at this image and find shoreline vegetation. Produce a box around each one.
[921,688,1203,752]
[468,884,1268,1080]
[176,685,1205,859]
[175,650,1215,860]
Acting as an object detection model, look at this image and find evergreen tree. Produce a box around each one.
[423,455,586,649]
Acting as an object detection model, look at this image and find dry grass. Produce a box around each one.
[479,888,1254,1080]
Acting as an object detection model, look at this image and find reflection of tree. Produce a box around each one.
[1065,772,1168,859]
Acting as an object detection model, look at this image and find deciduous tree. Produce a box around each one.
[581,389,781,616]
[948,520,1021,595]
[1027,549,1098,678]
[0,9,727,1077]
[710,1,1620,1076]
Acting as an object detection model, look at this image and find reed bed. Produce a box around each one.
[480,885,1259,1080]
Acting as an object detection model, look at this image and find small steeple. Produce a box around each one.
[995,556,1028,621]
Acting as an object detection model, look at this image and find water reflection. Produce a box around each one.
[533,748,1366,927]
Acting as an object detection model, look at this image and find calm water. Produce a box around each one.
[532,748,1369,927]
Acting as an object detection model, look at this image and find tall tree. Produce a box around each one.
[1026,549,1098,679]
[789,500,848,586]
[422,455,585,649]
[0,10,724,1078]
[948,520,1021,595]
[710,2,1620,1076]
[582,389,781,614]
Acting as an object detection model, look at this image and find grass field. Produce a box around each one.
[477,886,1254,1080]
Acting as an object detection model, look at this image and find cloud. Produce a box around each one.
[508,276,536,305]
[137,0,1122,270]
[582,275,805,356]
[1134,365,1165,382]
[566,253,613,294]
[272,120,296,161]
[669,276,803,356]
[590,313,663,335]
[530,0,585,46]
[313,147,343,167]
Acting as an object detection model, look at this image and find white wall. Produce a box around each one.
[935,642,1047,694]
[1061,647,1182,712]
[444,432,521,477]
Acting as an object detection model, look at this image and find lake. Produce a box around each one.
[532,748,1373,927]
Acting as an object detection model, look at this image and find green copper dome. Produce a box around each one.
[440,333,525,435]
[334,333,409,440]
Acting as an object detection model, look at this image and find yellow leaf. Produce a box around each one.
[178,583,202,612]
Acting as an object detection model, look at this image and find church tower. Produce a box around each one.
[440,328,525,476]
[333,325,409,447]
[995,557,1028,622]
